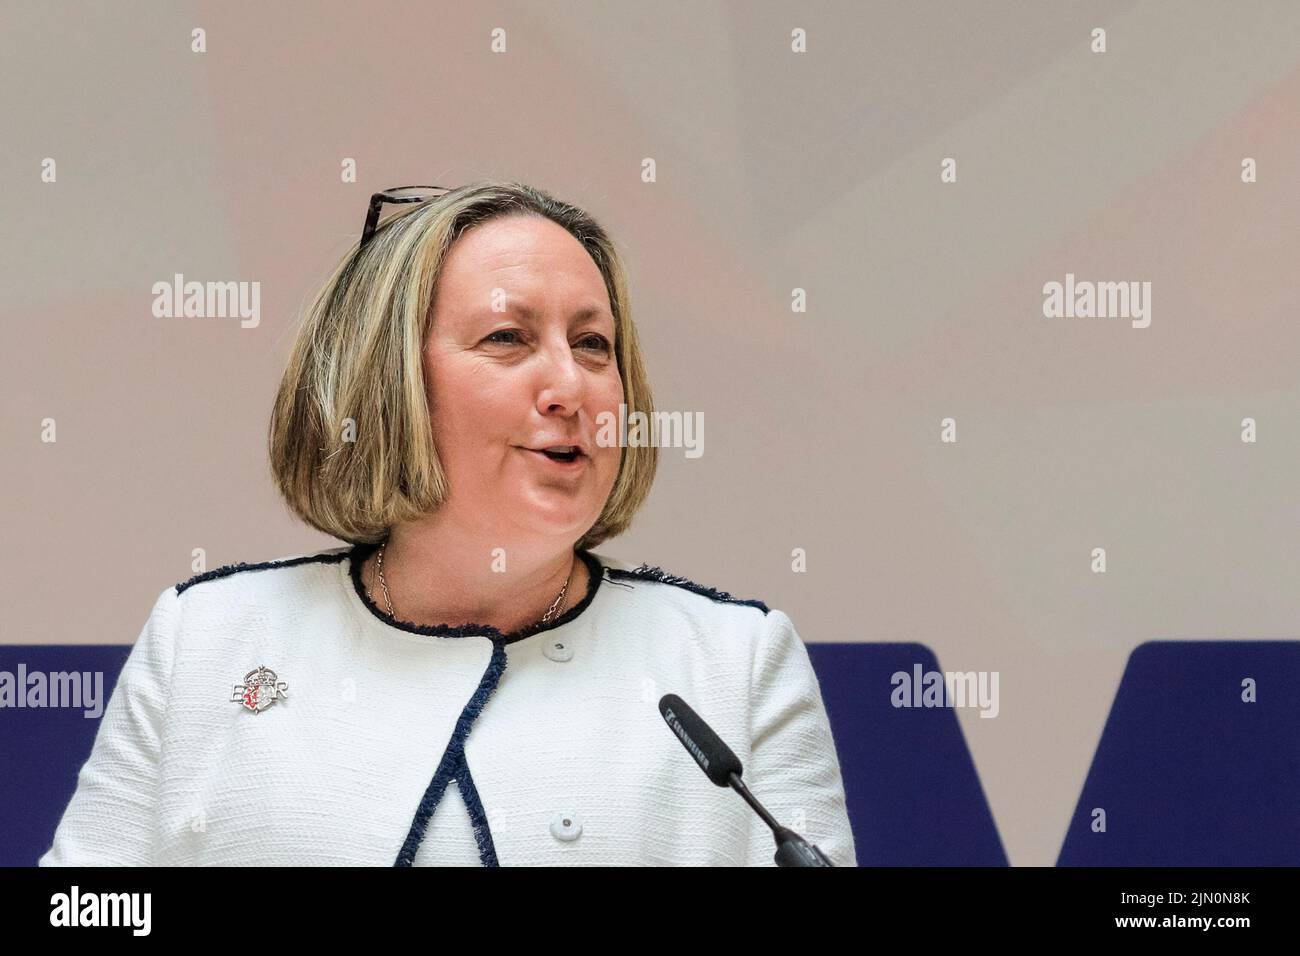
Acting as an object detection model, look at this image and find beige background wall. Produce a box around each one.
[3,0,1298,866]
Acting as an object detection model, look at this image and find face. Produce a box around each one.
[422,214,624,547]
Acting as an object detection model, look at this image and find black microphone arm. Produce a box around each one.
[658,693,834,867]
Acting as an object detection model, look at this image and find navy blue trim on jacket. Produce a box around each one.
[454,756,499,867]
[394,641,507,866]
[348,543,605,645]
[603,565,770,614]
[174,548,351,595]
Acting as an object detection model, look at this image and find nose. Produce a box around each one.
[533,335,586,416]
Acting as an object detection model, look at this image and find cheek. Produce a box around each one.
[593,369,624,413]
[428,378,491,470]
[436,401,508,463]
[427,358,515,446]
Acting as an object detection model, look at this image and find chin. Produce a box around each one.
[511,500,600,538]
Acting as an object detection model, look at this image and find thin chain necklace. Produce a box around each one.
[372,538,571,627]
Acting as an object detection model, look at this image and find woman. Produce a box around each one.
[40,182,857,866]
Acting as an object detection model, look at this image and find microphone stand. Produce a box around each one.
[728,772,834,867]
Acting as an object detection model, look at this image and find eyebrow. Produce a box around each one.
[478,302,614,325]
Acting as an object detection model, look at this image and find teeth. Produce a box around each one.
[546,446,576,453]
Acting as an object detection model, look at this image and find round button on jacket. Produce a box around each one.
[542,637,574,662]
[550,813,582,842]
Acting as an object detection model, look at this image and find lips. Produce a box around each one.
[523,440,589,459]
[526,447,585,464]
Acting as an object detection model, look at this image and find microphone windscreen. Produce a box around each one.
[659,693,743,787]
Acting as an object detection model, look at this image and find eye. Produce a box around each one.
[577,334,612,353]
[484,329,523,345]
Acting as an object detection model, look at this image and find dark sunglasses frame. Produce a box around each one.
[360,185,452,248]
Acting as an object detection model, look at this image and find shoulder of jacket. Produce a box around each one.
[174,544,355,596]
[593,553,770,615]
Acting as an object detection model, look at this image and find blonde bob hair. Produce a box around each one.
[268,180,657,550]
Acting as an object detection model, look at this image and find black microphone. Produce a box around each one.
[658,693,834,867]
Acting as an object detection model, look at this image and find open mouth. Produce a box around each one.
[526,446,585,464]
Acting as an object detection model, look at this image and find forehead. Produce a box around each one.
[436,214,610,308]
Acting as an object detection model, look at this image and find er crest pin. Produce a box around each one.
[231,665,288,714]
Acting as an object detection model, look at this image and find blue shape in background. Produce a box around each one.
[1057,640,1300,866]
[807,642,1009,865]
[0,646,132,867]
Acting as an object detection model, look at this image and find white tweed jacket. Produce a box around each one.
[39,544,857,867]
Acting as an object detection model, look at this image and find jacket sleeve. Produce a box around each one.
[39,586,179,866]
[743,608,858,867]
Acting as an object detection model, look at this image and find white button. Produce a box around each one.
[550,812,582,842]
[542,637,573,662]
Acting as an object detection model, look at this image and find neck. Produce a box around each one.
[364,518,585,634]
